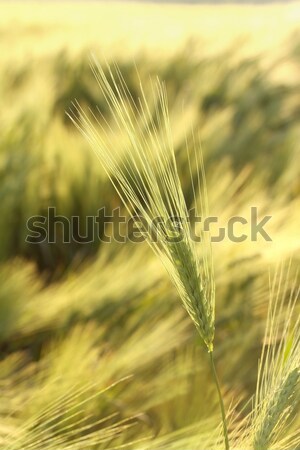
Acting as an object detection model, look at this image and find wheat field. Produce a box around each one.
[0,2,299,450]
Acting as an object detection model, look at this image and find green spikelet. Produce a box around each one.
[253,368,299,450]
[169,237,214,350]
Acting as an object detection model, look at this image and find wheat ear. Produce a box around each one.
[251,265,300,450]
[68,59,230,449]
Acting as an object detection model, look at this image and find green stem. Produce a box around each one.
[209,351,230,450]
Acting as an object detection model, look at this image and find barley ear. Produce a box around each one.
[253,368,299,450]
[251,265,300,450]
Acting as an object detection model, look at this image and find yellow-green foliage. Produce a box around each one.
[0,4,299,450]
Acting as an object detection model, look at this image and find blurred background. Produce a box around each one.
[0,1,299,449]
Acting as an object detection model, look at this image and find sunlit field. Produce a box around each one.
[0,2,299,450]
[1,2,300,62]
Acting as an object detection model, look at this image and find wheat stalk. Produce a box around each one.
[68,58,230,449]
[252,267,300,450]
[234,265,300,450]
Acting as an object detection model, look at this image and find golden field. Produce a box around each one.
[1,2,300,61]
